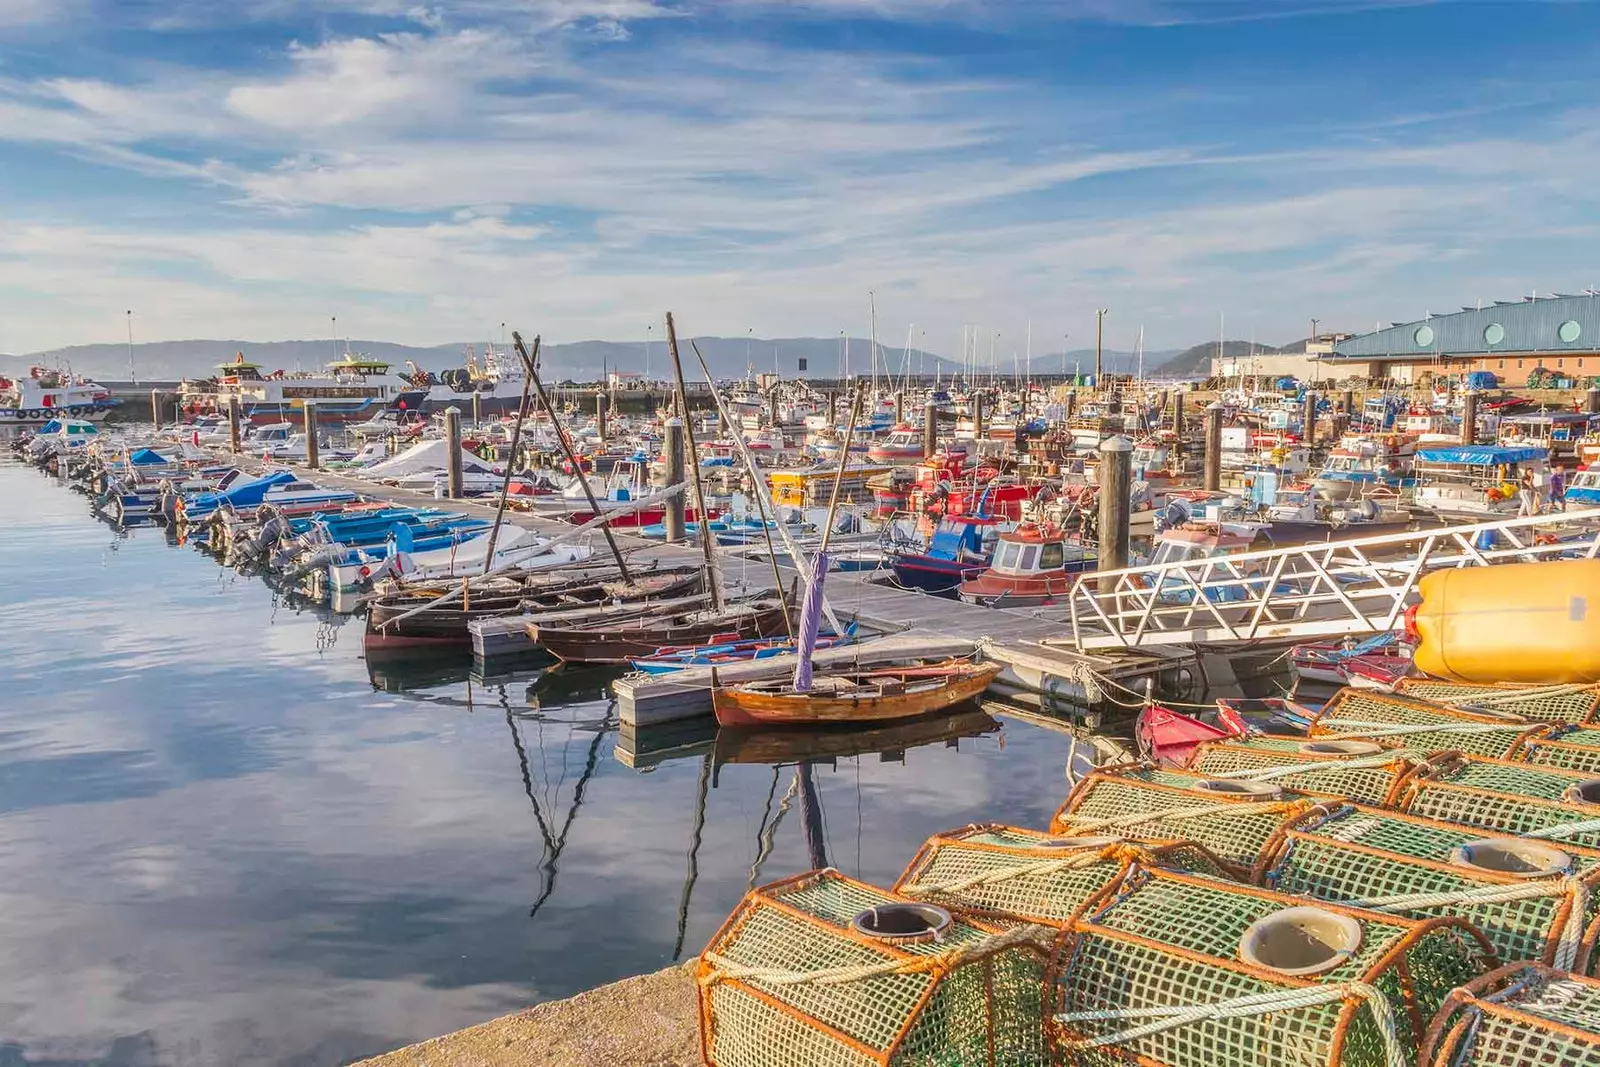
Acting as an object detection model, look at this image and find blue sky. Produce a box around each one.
[2,0,1598,357]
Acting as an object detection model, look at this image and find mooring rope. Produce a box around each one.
[1438,683,1598,709]
[699,922,1055,988]
[1054,981,1406,1067]
[1063,799,1307,834]
[1206,751,1413,782]
[898,844,1141,897]
[1344,876,1589,972]
[1523,818,1600,842]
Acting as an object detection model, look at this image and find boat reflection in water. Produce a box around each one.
[711,708,1002,770]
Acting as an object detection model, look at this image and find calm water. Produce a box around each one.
[0,458,1112,1066]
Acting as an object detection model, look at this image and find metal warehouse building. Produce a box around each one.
[1326,292,1600,385]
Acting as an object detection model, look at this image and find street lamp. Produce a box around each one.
[126,310,136,384]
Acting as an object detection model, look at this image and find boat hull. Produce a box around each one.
[711,661,1002,727]
[532,601,791,664]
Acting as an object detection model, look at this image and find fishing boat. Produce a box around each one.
[1310,435,1415,501]
[866,424,926,463]
[628,623,859,674]
[1262,486,1415,544]
[955,521,1095,607]
[179,352,420,425]
[768,461,889,507]
[1290,631,1405,685]
[529,595,792,664]
[364,565,706,649]
[1411,443,1549,520]
[710,657,1002,727]
[884,513,1003,594]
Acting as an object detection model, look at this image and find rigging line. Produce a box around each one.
[529,704,617,921]
[673,751,714,960]
[751,767,780,867]
[505,707,558,858]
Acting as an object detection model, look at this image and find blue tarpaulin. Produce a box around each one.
[1416,444,1546,465]
[128,447,168,465]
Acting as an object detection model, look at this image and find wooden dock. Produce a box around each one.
[259,458,1197,725]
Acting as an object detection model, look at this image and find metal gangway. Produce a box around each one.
[1061,508,1600,650]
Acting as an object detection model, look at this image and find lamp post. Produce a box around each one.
[1094,308,1108,379]
[125,310,136,384]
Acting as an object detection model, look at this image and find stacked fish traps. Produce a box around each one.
[1305,689,1548,758]
[1398,755,1600,848]
[1515,727,1600,773]
[696,869,1056,1066]
[892,824,1233,928]
[1259,801,1600,972]
[1047,864,1493,1067]
[1184,734,1428,807]
[1423,962,1600,1067]
[1048,764,1315,874]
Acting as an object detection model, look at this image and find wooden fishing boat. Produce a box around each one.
[363,565,704,649]
[956,521,1095,607]
[710,658,1002,728]
[530,595,791,664]
[711,708,1001,766]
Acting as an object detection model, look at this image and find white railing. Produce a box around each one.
[1060,509,1600,650]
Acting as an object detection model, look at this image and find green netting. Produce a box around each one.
[895,825,1228,929]
[1313,691,1535,758]
[1052,771,1304,872]
[1430,965,1600,1067]
[1052,868,1486,1067]
[1190,739,1413,805]
[1396,680,1600,725]
[701,871,1050,1067]
[1519,728,1600,775]
[1404,784,1600,848]
[1267,834,1594,965]
[1432,758,1595,801]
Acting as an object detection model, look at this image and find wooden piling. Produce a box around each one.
[303,403,319,469]
[1461,390,1479,445]
[923,398,938,461]
[664,416,686,541]
[1203,402,1223,492]
[1096,435,1133,593]
[228,396,241,454]
[444,407,463,498]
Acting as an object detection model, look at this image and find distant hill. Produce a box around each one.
[1155,340,1284,378]
[5,337,1183,382]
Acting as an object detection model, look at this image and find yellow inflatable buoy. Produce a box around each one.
[1411,559,1600,683]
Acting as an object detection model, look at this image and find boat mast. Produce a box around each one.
[480,332,540,573]
[665,312,724,611]
[792,383,867,693]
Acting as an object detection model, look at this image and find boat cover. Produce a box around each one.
[360,438,496,479]
[1416,444,1547,465]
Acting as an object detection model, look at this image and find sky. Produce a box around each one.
[2,0,1600,358]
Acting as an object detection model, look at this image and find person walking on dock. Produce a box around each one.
[1518,468,1539,516]
[1550,468,1567,512]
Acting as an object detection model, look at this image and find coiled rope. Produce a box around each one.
[1344,876,1589,972]
[698,922,1055,988]
[1054,981,1405,1067]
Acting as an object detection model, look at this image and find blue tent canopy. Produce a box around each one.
[1415,444,1546,465]
[128,447,168,465]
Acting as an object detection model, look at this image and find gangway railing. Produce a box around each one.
[1061,508,1600,650]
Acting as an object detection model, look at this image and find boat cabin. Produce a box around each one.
[1411,443,1550,518]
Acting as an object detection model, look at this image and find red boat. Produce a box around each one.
[956,521,1096,607]
[1135,702,1252,766]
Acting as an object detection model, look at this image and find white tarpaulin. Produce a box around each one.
[359,438,497,480]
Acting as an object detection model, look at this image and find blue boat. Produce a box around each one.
[628,623,859,674]
[179,470,299,521]
[885,514,1002,594]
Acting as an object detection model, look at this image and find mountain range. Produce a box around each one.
[3,337,1186,382]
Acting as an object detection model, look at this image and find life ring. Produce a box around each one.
[68,405,84,416]
[25,409,41,419]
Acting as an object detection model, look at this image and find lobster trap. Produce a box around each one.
[1393,679,1600,725]
[1514,726,1600,775]
[697,869,1054,1067]
[1423,962,1600,1067]
[892,824,1234,930]
[1049,765,1312,876]
[1308,689,1546,759]
[1260,803,1600,972]
[1185,734,1428,806]
[1047,865,1497,1067]
[1399,756,1600,848]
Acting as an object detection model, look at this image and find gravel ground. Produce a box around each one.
[354,964,701,1067]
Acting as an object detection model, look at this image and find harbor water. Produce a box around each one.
[0,458,1112,1066]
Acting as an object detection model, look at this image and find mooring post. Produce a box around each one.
[1302,391,1317,449]
[1067,389,1077,419]
[472,389,482,429]
[303,403,319,469]
[596,391,608,445]
[973,392,985,441]
[664,416,686,541]
[922,398,938,460]
[1587,386,1600,415]
[1342,388,1356,417]
[894,391,904,424]
[444,406,463,498]
[1096,435,1133,594]
[1203,401,1223,491]
[1172,392,1186,464]
[228,396,241,454]
[1461,390,1480,445]
[150,389,162,430]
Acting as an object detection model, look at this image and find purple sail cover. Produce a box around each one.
[791,550,830,692]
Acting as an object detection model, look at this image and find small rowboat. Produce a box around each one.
[1135,702,1251,766]
[629,623,859,674]
[711,658,1002,728]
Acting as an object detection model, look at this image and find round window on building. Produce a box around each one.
[1414,324,1435,347]
[1483,322,1505,345]
[1560,320,1583,343]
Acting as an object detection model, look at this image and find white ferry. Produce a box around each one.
[0,367,119,425]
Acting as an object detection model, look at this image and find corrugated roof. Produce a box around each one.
[1332,293,1600,359]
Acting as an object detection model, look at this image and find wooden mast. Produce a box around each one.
[664,312,723,611]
